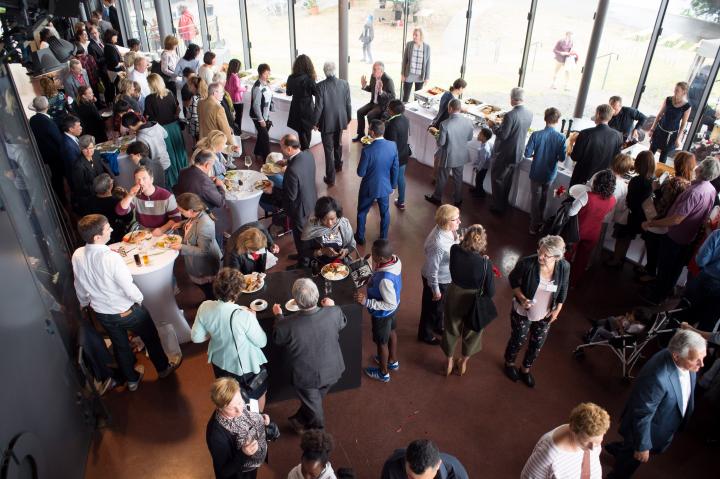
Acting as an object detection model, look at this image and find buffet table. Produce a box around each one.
[109,238,189,358]
[236,268,362,403]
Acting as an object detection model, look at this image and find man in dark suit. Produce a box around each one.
[174,150,226,210]
[272,278,347,432]
[29,96,67,204]
[381,439,468,479]
[489,87,533,214]
[102,0,124,46]
[352,61,395,142]
[356,120,399,245]
[314,61,352,186]
[606,329,706,478]
[60,115,83,174]
[281,134,318,256]
[569,104,623,186]
[383,100,411,210]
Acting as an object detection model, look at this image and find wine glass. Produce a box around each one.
[244,155,253,169]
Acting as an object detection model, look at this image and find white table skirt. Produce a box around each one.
[110,242,190,356]
[225,170,268,230]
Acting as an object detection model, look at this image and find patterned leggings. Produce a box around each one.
[504,310,552,369]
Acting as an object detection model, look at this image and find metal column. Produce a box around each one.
[239,0,251,70]
[339,0,349,80]
[683,47,720,150]
[573,0,610,118]
[196,0,210,51]
[288,0,298,64]
[460,0,472,80]
[632,0,669,109]
[153,0,174,47]
[518,0,538,87]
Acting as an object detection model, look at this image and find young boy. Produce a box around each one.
[473,127,493,197]
[355,239,402,383]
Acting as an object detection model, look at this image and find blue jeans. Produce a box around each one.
[356,194,390,240]
[397,164,407,204]
[95,304,169,382]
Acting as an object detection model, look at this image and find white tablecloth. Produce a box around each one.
[110,240,190,356]
[224,169,269,230]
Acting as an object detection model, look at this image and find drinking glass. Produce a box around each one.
[244,155,253,169]
[324,279,333,297]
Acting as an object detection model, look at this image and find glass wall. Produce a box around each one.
[123,0,141,44]
[246,0,292,78]
[463,0,530,108]
[689,69,720,158]
[140,0,162,52]
[211,0,245,66]
[294,1,340,78]
[169,0,203,49]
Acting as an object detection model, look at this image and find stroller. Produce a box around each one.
[572,305,687,380]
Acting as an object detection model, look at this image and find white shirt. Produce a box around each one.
[129,68,151,97]
[676,366,691,416]
[72,244,143,314]
[521,426,602,479]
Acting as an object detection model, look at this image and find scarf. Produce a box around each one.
[301,216,354,247]
[214,410,267,471]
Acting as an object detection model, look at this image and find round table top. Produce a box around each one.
[224,169,269,202]
[109,235,180,275]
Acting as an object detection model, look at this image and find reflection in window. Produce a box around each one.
[170,0,203,49]
[689,71,720,160]
[246,0,292,78]
[124,0,141,43]
[209,1,244,65]
[140,0,162,52]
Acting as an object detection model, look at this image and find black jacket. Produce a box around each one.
[569,123,622,186]
[283,150,318,227]
[508,254,569,310]
[206,413,252,479]
[74,101,108,143]
[103,43,123,72]
[174,165,226,209]
[224,222,274,273]
[29,113,64,177]
[381,449,468,479]
[449,245,495,294]
[87,40,106,70]
[69,155,106,214]
[384,114,410,165]
[609,106,647,140]
[362,73,395,110]
[286,72,318,132]
[144,92,178,126]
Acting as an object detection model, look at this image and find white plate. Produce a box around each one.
[285,299,299,312]
[240,273,265,294]
[250,299,267,312]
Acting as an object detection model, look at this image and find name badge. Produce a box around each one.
[144,201,155,208]
[545,283,558,292]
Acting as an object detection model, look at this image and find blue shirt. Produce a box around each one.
[473,141,493,170]
[697,228,720,280]
[525,126,567,184]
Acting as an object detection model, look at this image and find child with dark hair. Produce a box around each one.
[584,307,654,343]
[355,239,402,383]
[472,127,493,197]
[288,430,337,479]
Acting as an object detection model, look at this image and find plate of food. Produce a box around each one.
[261,163,283,175]
[427,86,444,95]
[240,272,265,294]
[321,263,350,281]
[360,136,374,145]
[285,299,299,312]
[465,98,481,105]
[123,230,152,244]
[250,299,268,312]
[254,179,273,190]
[155,234,181,248]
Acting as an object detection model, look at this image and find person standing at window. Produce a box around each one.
[648,82,692,165]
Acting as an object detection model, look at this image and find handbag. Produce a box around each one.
[466,260,498,332]
[229,310,269,394]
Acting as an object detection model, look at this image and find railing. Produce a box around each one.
[529,41,542,72]
[596,52,619,90]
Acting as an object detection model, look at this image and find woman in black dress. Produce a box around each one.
[74,86,107,143]
[286,54,318,150]
[649,81,691,164]
[102,29,123,100]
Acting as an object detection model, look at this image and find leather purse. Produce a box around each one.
[466,260,498,332]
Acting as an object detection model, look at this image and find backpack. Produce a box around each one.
[541,196,580,244]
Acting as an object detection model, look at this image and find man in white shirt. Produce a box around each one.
[607,329,706,478]
[72,214,180,391]
[129,56,151,110]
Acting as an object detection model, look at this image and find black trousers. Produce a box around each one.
[490,162,516,213]
[298,126,312,151]
[292,384,332,429]
[655,235,694,300]
[606,441,647,478]
[321,130,342,182]
[356,102,383,137]
[233,103,244,135]
[418,276,449,341]
[196,281,215,301]
[641,231,664,276]
[253,119,270,159]
[402,81,424,103]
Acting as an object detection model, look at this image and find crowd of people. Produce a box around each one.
[24,13,720,478]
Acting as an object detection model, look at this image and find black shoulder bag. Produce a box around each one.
[466,260,498,332]
[229,310,269,395]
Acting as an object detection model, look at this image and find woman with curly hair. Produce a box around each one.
[566,169,616,286]
[286,54,318,150]
[288,430,337,479]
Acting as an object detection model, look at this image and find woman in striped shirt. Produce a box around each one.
[521,402,610,479]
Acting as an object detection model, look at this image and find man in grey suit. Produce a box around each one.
[424,99,473,207]
[63,59,92,101]
[489,87,533,214]
[281,134,318,258]
[314,61,352,186]
[272,278,347,433]
[606,329,706,478]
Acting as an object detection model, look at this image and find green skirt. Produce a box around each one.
[162,121,187,188]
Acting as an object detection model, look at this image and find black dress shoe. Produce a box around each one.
[351,136,362,143]
[424,194,441,206]
[504,364,519,382]
[354,233,365,246]
[519,370,535,388]
[335,163,343,172]
[287,253,299,261]
[323,177,335,186]
[420,337,440,346]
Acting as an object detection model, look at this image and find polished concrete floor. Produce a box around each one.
[85,131,716,478]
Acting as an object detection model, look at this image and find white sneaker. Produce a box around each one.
[127,365,145,392]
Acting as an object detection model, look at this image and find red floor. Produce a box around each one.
[84,130,716,478]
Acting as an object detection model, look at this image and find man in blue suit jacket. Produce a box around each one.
[356,119,399,245]
[60,114,84,174]
[607,329,706,478]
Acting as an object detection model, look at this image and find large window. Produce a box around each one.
[211,1,245,66]
[169,0,204,49]
[583,0,662,118]
[522,0,594,118]
[689,66,720,157]
[463,0,531,109]
[294,1,340,77]
[140,0,162,52]
[246,0,292,78]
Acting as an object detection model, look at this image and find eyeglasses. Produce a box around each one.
[537,250,558,260]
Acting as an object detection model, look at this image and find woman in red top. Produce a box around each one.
[566,169,616,286]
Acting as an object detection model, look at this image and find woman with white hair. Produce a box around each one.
[401,27,431,103]
[641,156,720,305]
[503,235,570,388]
